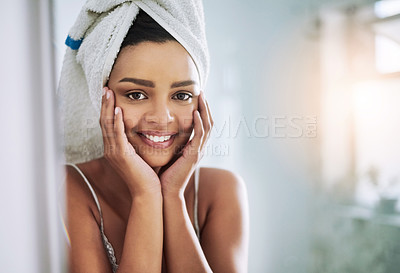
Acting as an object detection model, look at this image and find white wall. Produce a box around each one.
[54,0,86,82]
[0,0,64,272]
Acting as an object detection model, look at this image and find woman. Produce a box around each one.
[63,3,249,273]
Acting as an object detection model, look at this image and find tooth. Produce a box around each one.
[142,134,173,142]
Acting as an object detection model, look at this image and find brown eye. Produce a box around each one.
[173,92,192,101]
[127,92,147,100]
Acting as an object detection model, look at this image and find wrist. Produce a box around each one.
[129,185,162,199]
[161,189,185,201]
[129,191,163,216]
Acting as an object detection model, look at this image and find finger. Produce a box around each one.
[103,89,116,154]
[203,98,215,154]
[198,91,212,135]
[100,87,110,147]
[187,110,204,158]
[204,99,214,127]
[114,107,134,157]
[197,92,212,153]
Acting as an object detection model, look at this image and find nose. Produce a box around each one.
[143,100,174,125]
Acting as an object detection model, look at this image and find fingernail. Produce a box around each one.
[106,90,111,100]
[115,107,120,115]
[102,87,106,96]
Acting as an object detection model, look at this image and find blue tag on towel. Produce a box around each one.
[65,35,83,50]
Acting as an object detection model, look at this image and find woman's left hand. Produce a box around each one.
[159,91,213,197]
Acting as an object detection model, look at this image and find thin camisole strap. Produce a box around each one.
[66,163,119,273]
[67,163,103,221]
[194,167,200,239]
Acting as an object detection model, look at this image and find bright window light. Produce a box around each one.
[353,80,400,209]
[375,35,400,73]
[374,0,400,18]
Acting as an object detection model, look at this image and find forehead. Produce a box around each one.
[111,41,199,84]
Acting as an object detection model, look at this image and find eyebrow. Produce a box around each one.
[119,77,155,87]
[119,77,197,89]
[170,80,197,88]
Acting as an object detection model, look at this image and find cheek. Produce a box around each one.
[121,108,141,130]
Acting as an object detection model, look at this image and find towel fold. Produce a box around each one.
[58,0,209,163]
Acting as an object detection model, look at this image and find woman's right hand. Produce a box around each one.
[100,87,161,197]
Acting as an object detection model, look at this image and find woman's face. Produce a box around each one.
[107,41,200,168]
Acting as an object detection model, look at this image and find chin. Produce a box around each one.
[130,135,188,169]
[139,151,175,169]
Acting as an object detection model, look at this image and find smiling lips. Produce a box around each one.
[137,131,177,149]
[143,134,172,142]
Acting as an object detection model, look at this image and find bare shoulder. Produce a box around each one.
[65,164,90,204]
[198,167,248,206]
[65,164,89,205]
[64,163,112,272]
[64,163,102,225]
[197,167,249,272]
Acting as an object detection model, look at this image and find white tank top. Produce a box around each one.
[67,163,201,273]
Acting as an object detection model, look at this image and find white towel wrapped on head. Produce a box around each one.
[58,0,210,163]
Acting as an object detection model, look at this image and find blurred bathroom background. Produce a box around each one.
[1,0,400,272]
